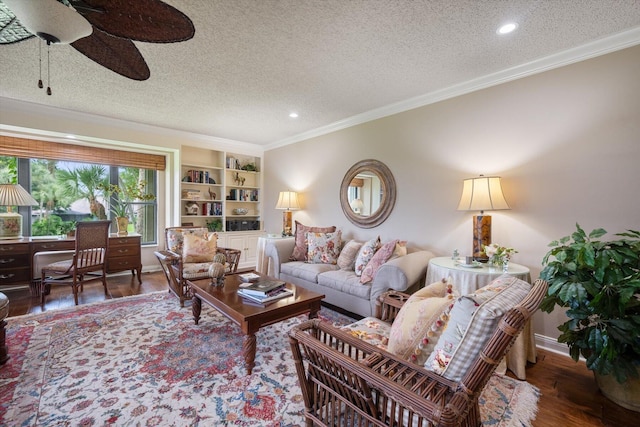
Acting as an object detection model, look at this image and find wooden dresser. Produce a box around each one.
[0,234,142,291]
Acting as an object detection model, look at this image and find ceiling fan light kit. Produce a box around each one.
[3,0,92,44]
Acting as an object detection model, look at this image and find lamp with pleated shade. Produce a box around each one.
[0,184,39,239]
[457,175,510,261]
[275,191,300,237]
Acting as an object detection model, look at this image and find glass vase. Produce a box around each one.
[502,259,509,273]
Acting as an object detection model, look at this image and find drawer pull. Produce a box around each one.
[0,258,15,264]
[0,273,15,279]
[41,244,57,249]
[117,249,130,254]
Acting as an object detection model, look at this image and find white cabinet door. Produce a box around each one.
[225,232,265,270]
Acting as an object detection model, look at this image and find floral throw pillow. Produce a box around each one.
[387,278,456,365]
[337,240,363,270]
[183,233,218,263]
[359,239,398,283]
[354,236,381,277]
[290,221,337,261]
[307,230,342,264]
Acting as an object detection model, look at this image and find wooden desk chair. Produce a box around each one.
[40,220,111,306]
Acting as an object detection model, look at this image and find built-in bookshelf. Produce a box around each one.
[180,146,262,234]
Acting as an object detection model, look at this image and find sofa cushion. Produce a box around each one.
[354,236,381,277]
[183,233,218,263]
[317,270,371,299]
[386,278,455,365]
[391,240,407,259]
[281,261,339,283]
[307,230,342,264]
[424,274,532,381]
[337,239,363,270]
[341,317,391,350]
[290,221,337,261]
[360,239,398,283]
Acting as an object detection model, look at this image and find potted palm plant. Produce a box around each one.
[99,181,155,235]
[540,224,640,411]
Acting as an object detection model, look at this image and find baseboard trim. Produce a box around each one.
[535,333,577,358]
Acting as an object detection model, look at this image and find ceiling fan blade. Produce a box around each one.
[71,0,195,43]
[71,28,150,80]
[0,4,35,44]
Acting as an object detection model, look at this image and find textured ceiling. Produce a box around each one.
[1,0,640,147]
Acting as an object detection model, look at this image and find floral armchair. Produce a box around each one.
[154,227,240,306]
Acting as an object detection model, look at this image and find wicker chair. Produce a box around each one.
[289,278,548,427]
[40,220,112,306]
[154,226,241,306]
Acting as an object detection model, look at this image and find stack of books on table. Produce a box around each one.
[237,279,293,306]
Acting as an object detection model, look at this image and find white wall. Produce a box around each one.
[263,45,640,346]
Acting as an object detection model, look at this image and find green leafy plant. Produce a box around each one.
[99,181,155,219]
[540,224,640,383]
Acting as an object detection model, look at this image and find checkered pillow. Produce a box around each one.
[424,274,532,381]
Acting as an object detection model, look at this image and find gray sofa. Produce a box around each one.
[264,238,434,317]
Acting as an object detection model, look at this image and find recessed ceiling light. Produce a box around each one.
[497,23,518,35]
[289,112,299,118]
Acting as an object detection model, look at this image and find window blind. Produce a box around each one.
[0,135,166,171]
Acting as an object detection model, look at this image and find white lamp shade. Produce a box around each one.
[457,176,510,212]
[3,0,93,44]
[0,184,38,207]
[275,191,300,210]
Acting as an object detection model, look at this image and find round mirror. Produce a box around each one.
[340,159,396,228]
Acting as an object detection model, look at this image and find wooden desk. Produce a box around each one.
[0,234,142,292]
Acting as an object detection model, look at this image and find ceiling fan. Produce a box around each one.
[0,0,195,82]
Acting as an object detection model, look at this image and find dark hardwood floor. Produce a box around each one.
[2,271,636,426]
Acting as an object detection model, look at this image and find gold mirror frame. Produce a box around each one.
[340,159,396,228]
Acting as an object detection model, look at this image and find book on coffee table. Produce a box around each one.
[239,279,286,296]
[238,287,293,305]
[238,272,261,282]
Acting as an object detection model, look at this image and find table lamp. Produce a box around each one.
[457,175,510,262]
[275,191,300,237]
[350,198,364,214]
[0,184,39,239]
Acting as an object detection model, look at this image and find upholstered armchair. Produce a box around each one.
[155,227,240,306]
[289,277,548,427]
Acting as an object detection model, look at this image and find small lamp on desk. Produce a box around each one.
[275,191,300,237]
[0,184,39,240]
[457,175,510,262]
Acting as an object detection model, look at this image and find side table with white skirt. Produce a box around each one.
[426,257,535,380]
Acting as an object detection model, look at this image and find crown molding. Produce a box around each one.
[266,26,640,151]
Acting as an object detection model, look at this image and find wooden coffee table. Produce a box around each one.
[187,273,324,375]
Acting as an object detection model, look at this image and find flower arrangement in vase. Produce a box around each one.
[98,181,155,235]
[484,243,518,272]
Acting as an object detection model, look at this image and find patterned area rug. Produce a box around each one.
[1,292,539,426]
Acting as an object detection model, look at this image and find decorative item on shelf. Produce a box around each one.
[483,243,517,272]
[275,190,300,237]
[98,180,155,236]
[208,188,216,200]
[206,219,222,232]
[233,172,246,186]
[233,208,249,215]
[0,183,39,239]
[185,201,199,215]
[241,163,257,172]
[540,225,640,412]
[457,175,510,262]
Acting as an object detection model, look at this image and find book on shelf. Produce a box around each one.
[239,279,285,296]
[238,272,261,283]
[238,287,293,305]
